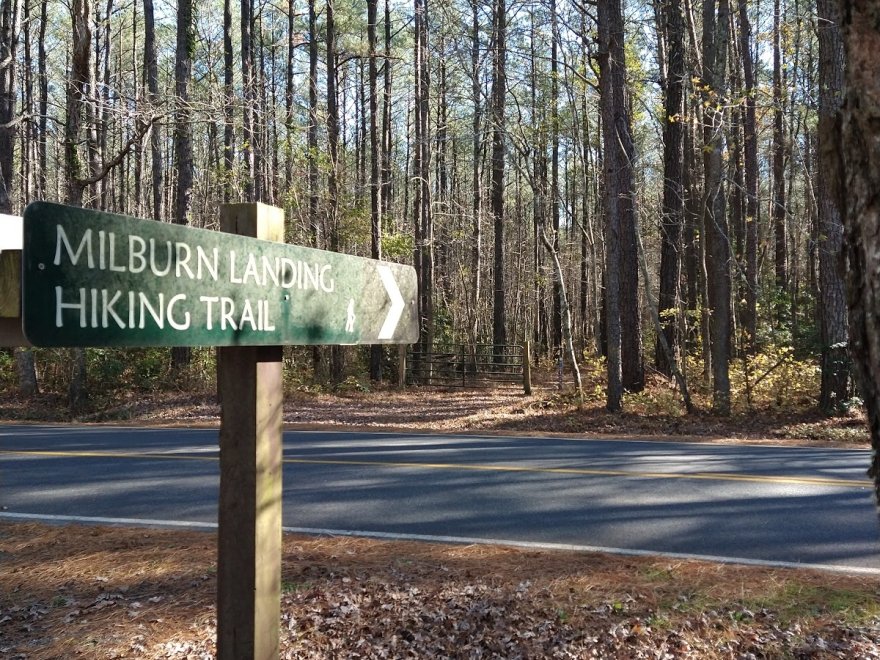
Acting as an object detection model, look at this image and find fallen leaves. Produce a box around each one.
[1,522,879,658]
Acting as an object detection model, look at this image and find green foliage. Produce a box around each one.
[730,344,819,409]
[432,305,456,346]
[381,232,414,261]
[0,350,16,390]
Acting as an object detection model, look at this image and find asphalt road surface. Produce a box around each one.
[1,424,878,573]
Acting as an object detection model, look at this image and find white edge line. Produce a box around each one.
[2,511,878,577]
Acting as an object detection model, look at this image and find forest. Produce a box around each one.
[0,0,863,421]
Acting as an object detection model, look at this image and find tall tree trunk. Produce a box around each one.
[816,0,848,412]
[381,0,393,218]
[64,0,92,411]
[737,0,759,352]
[597,0,626,410]
[656,0,685,377]
[470,0,482,353]
[839,0,880,502]
[308,0,319,246]
[37,0,47,197]
[772,0,788,295]
[0,0,15,213]
[223,0,234,202]
[283,0,294,196]
[368,0,383,381]
[490,0,506,351]
[170,0,194,372]
[143,0,162,218]
[608,10,644,393]
[307,0,326,382]
[414,0,433,356]
[241,0,256,201]
[701,0,732,414]
[65,0,90,208]
[327,0,344,382]
[550,0,562,351]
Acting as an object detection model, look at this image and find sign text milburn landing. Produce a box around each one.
[22,202,418,347]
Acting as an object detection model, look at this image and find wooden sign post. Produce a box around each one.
[216,204,284,660]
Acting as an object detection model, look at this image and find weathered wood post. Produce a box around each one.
[217,203,284,660]
[523,340,532,395]
[398,344,407,388]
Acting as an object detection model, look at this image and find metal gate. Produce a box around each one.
[405,343,526,390]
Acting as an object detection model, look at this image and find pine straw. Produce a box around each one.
[2,522,879,659]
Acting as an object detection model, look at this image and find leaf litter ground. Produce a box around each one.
[1,522,879,659]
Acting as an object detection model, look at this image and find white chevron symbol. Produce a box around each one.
[377,265,404,340]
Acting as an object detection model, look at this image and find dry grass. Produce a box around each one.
[2,522,879,659]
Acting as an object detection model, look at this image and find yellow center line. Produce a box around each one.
[0,448,871,489]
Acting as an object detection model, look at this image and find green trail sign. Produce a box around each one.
[22,202,418,347]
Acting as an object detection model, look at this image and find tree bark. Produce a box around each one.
[550,0,562,351]
[816,0,849,413]
[64,0,92,412]
[656,0,685,377]
[0,0,15,211]
[839,0,880,502]
[368,0,383,381]
[772,0,788,294]
[701,0,732,415]
[490,0,506,351]
[470,0,482,354]
[737,0,759,352]
[241,0,257,201]
[414,0,433,356]
[143,0,162,217]
[170,0,194,372]
[597,0,625,410]
[381,0,393,218]
[327,0,344,383]
[600,0,643,392]
[222,0,234,202]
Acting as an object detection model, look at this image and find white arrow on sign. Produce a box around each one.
[377,264,405,340]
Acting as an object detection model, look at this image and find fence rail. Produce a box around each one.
[405,343,529,391]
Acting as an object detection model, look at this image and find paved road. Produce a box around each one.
[1,424,878,572]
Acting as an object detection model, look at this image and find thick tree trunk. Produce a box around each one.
[490,0,506,350]
[222,0,234,202]
[241,0,256,201]
[143,0,162,217]
[737,0,759,351]
[817,0,848,413]
[656,0,685,377]
[597,0,625,410]
[470,0,482,354]
[701,0,732,415]
[381,0,393,218]
[550,0,562,351]
[368,0,383,381]
[599,0,643,393]
[840,0,880,502]
[414,0,433,357]
[0,0,15,212]
[170,0,194,372]
[772,0,788,295]
[65,0,92,412]
[327,0,344,383]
